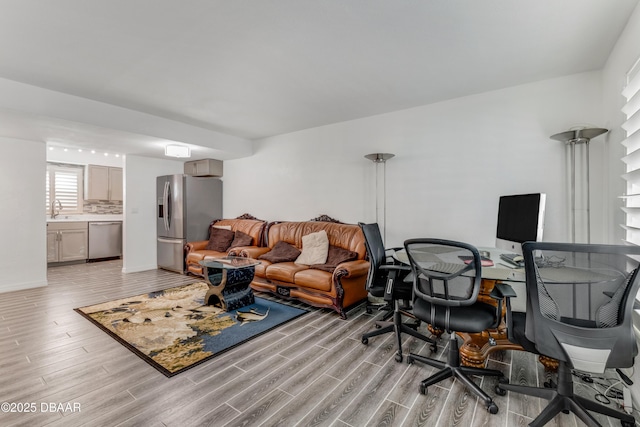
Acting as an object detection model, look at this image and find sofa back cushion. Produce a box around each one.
[210,218,266,246]
[267,221,366,260]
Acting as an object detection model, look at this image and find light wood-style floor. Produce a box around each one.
[0,260,632,426]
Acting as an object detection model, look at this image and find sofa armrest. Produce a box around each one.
[229,245,262,257]
[185,240,208,253]
[334,259,369,278]
[239,247,271,259]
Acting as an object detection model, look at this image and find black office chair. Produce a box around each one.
[358,223,436,362]
[404,238,507,414]
[496,242,640,427]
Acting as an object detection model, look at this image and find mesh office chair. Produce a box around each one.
[404,238,507,414]
[496,242,640,427]
[359,223,436,362]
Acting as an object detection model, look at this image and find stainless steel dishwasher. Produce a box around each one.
[88,221,122,260]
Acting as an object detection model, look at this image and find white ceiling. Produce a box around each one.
[0,0,637,159]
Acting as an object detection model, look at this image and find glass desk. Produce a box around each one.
[199,256,261,311]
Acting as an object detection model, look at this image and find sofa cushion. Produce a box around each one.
[254,259,271,278]
[229,230,253,249]
[266,221,366,260]
[266,262,309,282]
[186,249,228,265]
[293,268,333,292]
[295,230,329,265]
[206,227,235,251]
[259,241,301,263]
[311,245,359,272]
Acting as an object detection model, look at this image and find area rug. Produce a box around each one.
[75,282,308,377]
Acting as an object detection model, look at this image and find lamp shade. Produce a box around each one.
[365,153,395,163]
[550,128,607,144]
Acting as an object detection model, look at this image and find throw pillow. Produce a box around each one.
[229,230,253,249]
[258,241,301,263]
[311,245,358,272]
[205,227,235,252]
[295,230,329,265]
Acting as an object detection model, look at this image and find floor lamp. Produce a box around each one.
[365,153,395,243]
[550,127,607,243]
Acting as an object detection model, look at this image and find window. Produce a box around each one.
[621,57,640,312]
[46,163,84,215]
[622,57,640,246]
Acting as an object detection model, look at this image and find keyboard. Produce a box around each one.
[500,253,524,267]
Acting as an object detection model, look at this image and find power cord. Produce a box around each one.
[571,370,627,408]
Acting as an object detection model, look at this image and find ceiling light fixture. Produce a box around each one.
[165,144,191,158]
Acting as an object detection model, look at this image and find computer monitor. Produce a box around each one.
[495,193,546,255]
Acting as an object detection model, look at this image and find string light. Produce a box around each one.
[46,145,120,157]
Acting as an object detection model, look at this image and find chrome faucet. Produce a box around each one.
[50,199,62,219]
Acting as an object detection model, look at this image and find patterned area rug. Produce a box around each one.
[75,282,308,377]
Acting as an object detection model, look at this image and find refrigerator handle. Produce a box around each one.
[163,181,170,231]
[166,181,172,229]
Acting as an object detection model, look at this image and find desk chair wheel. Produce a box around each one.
[495,377,508,396]
[621,421,634,427]
[429,343,438,353]
[395,353,403,363]
[375,323,382,329]
[487,402,498,414]
[419,383,427,395]
[361,337,368,345]
[366,307,373,314]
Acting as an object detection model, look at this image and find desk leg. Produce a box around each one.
[458,323,524,368]
[456,279,557,372]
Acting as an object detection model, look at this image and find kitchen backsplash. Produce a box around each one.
[83,200,123,214]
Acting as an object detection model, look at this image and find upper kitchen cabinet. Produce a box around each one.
[184,159,223,177]
[85,165,123,201]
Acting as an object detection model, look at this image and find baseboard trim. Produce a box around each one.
[0,279,47,294]
[121,264,158,274]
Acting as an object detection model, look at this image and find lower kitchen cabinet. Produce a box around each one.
[47,222,88,263]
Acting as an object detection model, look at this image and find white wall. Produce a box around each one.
[224,72,604,248]
[122,155,184,273]
[0,138,47,292]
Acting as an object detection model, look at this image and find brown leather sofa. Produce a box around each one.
[240,216,369,319]
[185,215,267,277]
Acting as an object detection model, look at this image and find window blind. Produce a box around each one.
[46,164,84,215]
[621,57,640,246]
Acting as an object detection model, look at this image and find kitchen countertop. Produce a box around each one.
[46,214,123,223]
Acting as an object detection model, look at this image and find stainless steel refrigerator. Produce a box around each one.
[157,174,222,273]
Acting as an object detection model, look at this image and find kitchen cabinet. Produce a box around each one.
[184,159,223,177]
[85,165,123,201]
[47,222,88,263]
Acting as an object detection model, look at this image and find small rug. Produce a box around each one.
[75,282,307,377]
